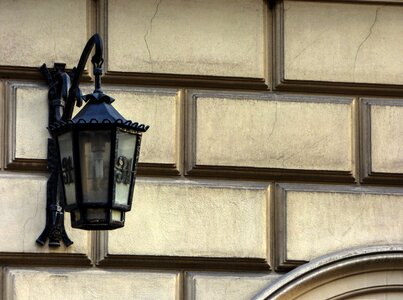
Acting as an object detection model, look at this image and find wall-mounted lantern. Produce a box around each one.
[36,34,149,247]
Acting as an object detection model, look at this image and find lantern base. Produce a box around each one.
[70,209,125,230]
[70,223,124,230]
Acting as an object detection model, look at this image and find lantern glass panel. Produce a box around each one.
[72,210,81,223]
[58,131,76,206]
[114,129,137,206]
[111,210,123,222]
[79,130,111,204]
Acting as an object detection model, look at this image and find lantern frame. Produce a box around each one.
[51,121,145,230]
[36,33,148,247]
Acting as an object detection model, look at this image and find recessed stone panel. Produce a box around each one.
[107,0,265,78]
[13,85,49,160]
[0,174,88,254]
[186,272,280,300]
[191,92,353,172]
[283,1,403,84]
[369,102,403,174]
[9,83,179,167]
[106,178,269,259]
[0,0,88,68]
[5,268,179,300]
[279,184,403,263]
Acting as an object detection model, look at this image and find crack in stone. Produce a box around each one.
[288,27,331,68]
[353,6,382,82]
[273,134,332,169]
[328,196,366,245]
[144,0,162,72]
[267,102,278,141]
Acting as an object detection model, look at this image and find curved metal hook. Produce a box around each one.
[62,33,103,121]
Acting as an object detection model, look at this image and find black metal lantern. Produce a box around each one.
[36,34,148,246]
[51,90,147,230]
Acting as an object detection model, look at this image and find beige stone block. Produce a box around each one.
[283,1,403,84]
[10,83,179,166]
[186,273,279,300]
[370,103,403,173]
[193,92,353,171]
[108,0,264,77]
[103,87,180,165]
[281,184,403,262]
[0,174,88,254]
[13,85,49,160]
[106,178,268,259]
[0,0,88,68]
[5,268,179,300]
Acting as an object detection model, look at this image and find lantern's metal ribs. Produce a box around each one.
[36,34,105,247]
[48,119,149,132]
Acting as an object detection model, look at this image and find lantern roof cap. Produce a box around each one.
[73,92,123,123]
[48,92,149,133]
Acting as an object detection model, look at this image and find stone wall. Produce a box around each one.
[0,0,403,299]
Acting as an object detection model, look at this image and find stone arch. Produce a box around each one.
[254,245,403,299]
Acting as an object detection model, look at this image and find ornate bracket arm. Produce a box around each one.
[36,34,104,247]
[36,63,73,247]
[63,33,103,121]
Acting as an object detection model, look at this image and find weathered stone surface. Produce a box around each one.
[0,174,88,254]
[370,103,403,173]
[186,272,280,300]
[107,178,269,259]
[108,0,265,77]
[0,0,87,68]
[282,184,403,262]
[14,85,48,160]
[193,93,353,171]
[5,268,179,300]
[283,1,403,84]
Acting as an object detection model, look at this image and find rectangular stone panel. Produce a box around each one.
[282,1,403,85]
[107,0,265,78]
[104,178,269,260]
[186,272,279,300]
[0,0,88,68]
[277,184,403,268]
[188,91,354,175]
[6,82,180,170]
[0,174,88,254]
[10,83,49,161]
[361,98,403,180]
[5,268,179,300]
